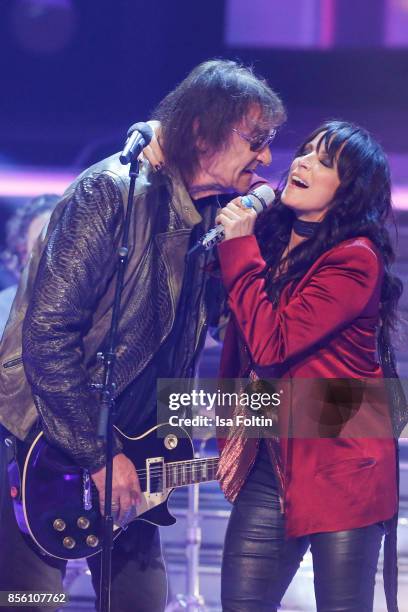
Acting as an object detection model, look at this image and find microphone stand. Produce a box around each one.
[97,157,140,612]
[166,438,208,612]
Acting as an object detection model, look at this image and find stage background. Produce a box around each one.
[0,1,407,610]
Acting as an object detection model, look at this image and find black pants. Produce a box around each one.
[222,442,384,612]
[0,435,167,612]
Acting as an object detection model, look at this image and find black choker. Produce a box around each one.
[293,219,321,238]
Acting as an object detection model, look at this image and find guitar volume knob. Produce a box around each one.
[62,536,76,549]
[164,434,178,450]
[53,519,66,532]
[77,516,90,529]
[86,535,99,548]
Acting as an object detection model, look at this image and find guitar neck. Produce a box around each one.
[165,456,219,489]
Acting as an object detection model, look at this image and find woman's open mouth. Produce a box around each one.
[291,174,309,189]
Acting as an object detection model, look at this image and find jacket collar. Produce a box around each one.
[165,168,203,229]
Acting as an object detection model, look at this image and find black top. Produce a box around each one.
[115,194,230,436]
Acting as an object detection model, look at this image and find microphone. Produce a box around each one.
[120,122,154,165]
[187,184,275,255]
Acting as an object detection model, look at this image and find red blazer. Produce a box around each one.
[217,235,397,538]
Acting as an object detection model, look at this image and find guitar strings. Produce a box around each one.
[92,460,221,501]
[127,460,220,480]
[129,458,219,473]
[133,458,219,476]
[134,463,219,479]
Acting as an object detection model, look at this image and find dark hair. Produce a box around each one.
[256,120,402,348]
[152,59,286,183]
[1,193,59,279]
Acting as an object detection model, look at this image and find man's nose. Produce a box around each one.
[257,145,272,166]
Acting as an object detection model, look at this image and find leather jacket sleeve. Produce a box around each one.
[22,172,124,471]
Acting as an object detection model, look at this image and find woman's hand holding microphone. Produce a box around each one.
[215,197,258,241]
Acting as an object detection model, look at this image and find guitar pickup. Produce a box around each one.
[146,457,165,495]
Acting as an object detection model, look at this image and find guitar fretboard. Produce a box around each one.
[165,457,219,488]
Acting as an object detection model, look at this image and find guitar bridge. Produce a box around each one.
[146,457,165,495]
[83,470,92,511]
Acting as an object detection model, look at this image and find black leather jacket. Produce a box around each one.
[0,154,218,471]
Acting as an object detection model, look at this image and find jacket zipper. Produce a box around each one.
[194,311,207,354]
[3,356,23,369]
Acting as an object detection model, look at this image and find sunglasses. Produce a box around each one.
[232,127,277,152]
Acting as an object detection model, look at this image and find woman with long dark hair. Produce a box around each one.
[215,120,404,611]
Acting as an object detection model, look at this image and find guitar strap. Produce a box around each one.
[1,429,24,517]
[3,433,17,465]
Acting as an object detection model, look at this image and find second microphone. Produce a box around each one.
[188,184,276,255]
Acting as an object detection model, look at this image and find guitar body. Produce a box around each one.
[15,423,194,560]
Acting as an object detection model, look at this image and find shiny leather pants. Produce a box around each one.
[221,443,384,612]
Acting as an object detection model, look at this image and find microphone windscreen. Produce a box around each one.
[243,184,275,214]
[126,122,154,145]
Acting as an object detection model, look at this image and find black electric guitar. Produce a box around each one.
[9,423,219,560]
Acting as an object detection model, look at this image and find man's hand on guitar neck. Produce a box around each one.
[91,453,141,526]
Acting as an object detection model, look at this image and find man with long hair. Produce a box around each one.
[0,60,285,611]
